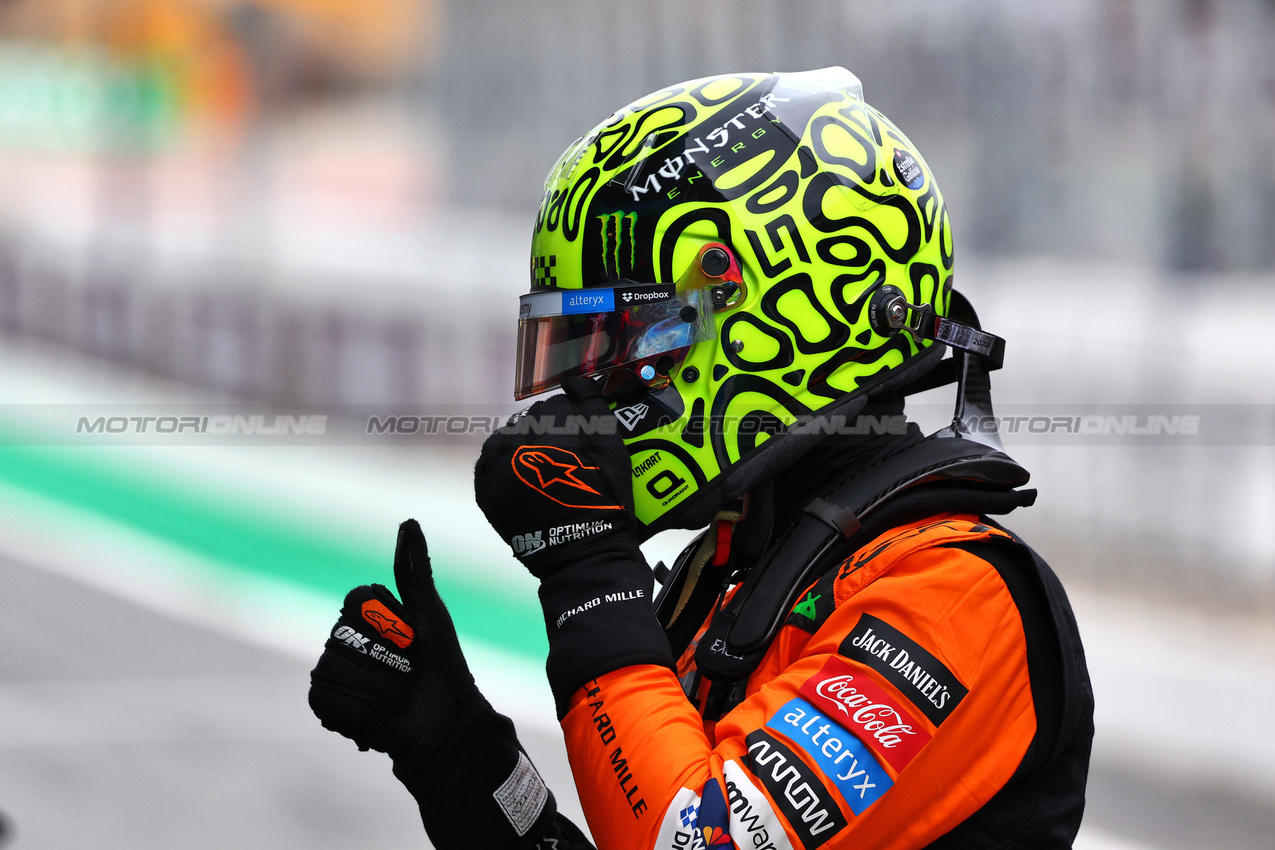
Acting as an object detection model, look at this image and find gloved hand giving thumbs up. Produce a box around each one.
[308,518,474,756]
[308,519,567,849]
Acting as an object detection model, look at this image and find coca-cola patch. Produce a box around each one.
[799,656,931,772]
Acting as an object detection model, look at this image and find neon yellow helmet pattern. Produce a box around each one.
[526,68,953,532]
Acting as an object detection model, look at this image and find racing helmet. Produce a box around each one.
[519,68,1000,535]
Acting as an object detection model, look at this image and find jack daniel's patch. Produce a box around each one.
[838,614,968,725]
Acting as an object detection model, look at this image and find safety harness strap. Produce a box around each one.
[666,507,744,628]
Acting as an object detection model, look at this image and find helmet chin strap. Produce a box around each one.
[887,289,1008,450]
[939,340,1003,450]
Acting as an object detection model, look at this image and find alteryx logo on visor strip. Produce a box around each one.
[520,284,676,320]
[563,290,615,314]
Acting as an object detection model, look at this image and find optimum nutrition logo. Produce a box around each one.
[510,531,547,556]
[599,211,637,278]
[333,625,370,654]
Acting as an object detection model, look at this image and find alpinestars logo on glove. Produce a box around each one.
[360,599,414,649]
[511,446,623,510]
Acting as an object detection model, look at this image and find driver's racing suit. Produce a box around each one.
[540,514,1093,850]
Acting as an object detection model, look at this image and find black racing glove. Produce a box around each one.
[308,519,559,849]
[474,377,674,717]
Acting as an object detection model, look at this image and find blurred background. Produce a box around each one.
[0,0,1272,848]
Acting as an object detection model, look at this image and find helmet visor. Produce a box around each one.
[515,284,714,400]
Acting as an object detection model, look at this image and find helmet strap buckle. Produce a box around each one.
[869,285,934,345]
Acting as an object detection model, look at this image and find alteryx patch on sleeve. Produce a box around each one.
[745,730,848,848]
[838,614,969,725]
[764,699,893,816]
[798,656,932,772]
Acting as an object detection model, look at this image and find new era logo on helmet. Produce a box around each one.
[511,531,547,556]
[614,402,650,431]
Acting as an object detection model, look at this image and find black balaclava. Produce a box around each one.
[731,393,923,570]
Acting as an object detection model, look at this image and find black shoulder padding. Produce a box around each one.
[694,434,1035,682]
[925,532,1094,849]
[941,538,1068,772]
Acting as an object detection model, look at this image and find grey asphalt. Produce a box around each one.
[3,552,1274,850]
[0,553,583,850]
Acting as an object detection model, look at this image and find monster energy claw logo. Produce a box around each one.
[599,212,637,278]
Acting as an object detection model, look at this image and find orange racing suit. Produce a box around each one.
[555,514,1093,850]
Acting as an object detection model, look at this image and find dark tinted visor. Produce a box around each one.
[514,284,713,400]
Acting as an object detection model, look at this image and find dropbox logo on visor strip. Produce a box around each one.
[563,290,615,314]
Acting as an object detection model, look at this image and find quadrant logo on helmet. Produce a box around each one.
[359,599,414,649]
[511,445,623,510]
[648,469,688,504]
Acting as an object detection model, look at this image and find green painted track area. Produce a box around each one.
[0,439,548,661]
